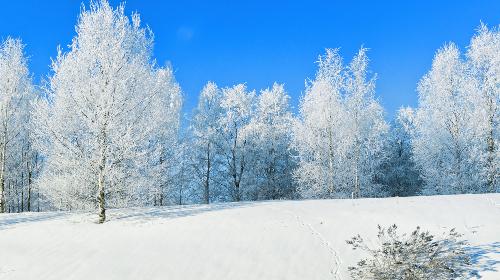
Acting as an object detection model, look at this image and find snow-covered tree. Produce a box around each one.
[0,38,36,213]
[293,49,347,199]
[218,84,255,201]
[343,48,388,198]
[170,136,195,205]
[191,82,224,203]
[244,83,296,200]
[294,48,387,199]
[379,107,423,197]
[413,43,482,194]
[142,67,182,207]
[411,25,500,195]
[467,24,500,192]
[34,0,181,222]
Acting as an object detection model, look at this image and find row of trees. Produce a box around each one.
[410,26,499,195]
[190,82,296,203]
[0,38,39,214]
[0,0,497,222]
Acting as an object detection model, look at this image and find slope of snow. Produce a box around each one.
[0,194,499,279]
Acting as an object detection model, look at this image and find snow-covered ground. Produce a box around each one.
[0,194,499,280]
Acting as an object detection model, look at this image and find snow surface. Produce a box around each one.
[1,194,499,279]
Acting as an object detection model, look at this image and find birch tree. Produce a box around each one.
[218,84,254,201]
[343,48,388,198]
[379,107,423,197]
[293,49,347,199]
[293,48,387,198]
[244,83,296,200]
[34,0,181,222]
[0,38,35,213]
[413,43,481,194]
[142,67,182,207]
[467,24,500,192]
[191,82,224,204]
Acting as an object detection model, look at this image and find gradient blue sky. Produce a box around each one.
[0,1,499,118]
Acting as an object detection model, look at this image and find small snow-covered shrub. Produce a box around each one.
[346,224,471,280]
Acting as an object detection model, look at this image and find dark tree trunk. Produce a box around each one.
[204,143,211,204]
[486,103,496,192]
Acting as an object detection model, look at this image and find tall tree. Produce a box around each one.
[293,49,346,199]
[413,43,481,194]
[467,24,500,192]
[143,67,182,207]
[379,107,423,197]
[244,83,296,200]
[293,48,387,198]
[218,84,254,202]
[0,38,34,213]
[34,0,181,222]
[343,48,388,198]
[191,82,223,204]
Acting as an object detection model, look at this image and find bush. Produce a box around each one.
[346,224,471,280]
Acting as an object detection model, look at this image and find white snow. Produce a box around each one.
[1,193,499,279]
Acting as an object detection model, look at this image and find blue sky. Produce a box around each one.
[0,1,499,118]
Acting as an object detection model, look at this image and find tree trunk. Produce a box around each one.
[15,180,19,213]
[234,181,241,202]
[486,98,496,192]
[0,140,6,213]
[178,184,182,205]
[27,160,32,211]
[97,128,107,224]
[353,137,361,199]
[157,154,164,207]
[231,125,242,202]
[353,173,360,199]
[234,146,245,202]
[21,176,24,212]
[231,153,241,202]
[97,162,106,223]
[353,114,361,199]
[327,126,335,197]
[7,181,10,213]
[204,143,211,204]
[454,140,464,193]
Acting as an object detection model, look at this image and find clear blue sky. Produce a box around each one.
[0,1,499,118]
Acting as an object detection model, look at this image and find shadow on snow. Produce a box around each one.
[107,201,258,223]
[468,241,500,278]
[0,201,260,230]
[0,212,69,230]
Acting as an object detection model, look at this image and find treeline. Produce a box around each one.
[0,1,497,222]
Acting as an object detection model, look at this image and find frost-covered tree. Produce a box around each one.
[191,82,224,204]
[343,48,388,198]
[413,44,482,194]
[171,136,195,205]
[143,67,182,207]
[293,48,387,199]
[293,49,346,199]
[20,121,41,212]
[244,83,296,200]
[0,38,36,213]
[34,0,181,222]
[218,84,255,201]
[467,24,500,192]
[412,25,500,195]
[379,107,423,197]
